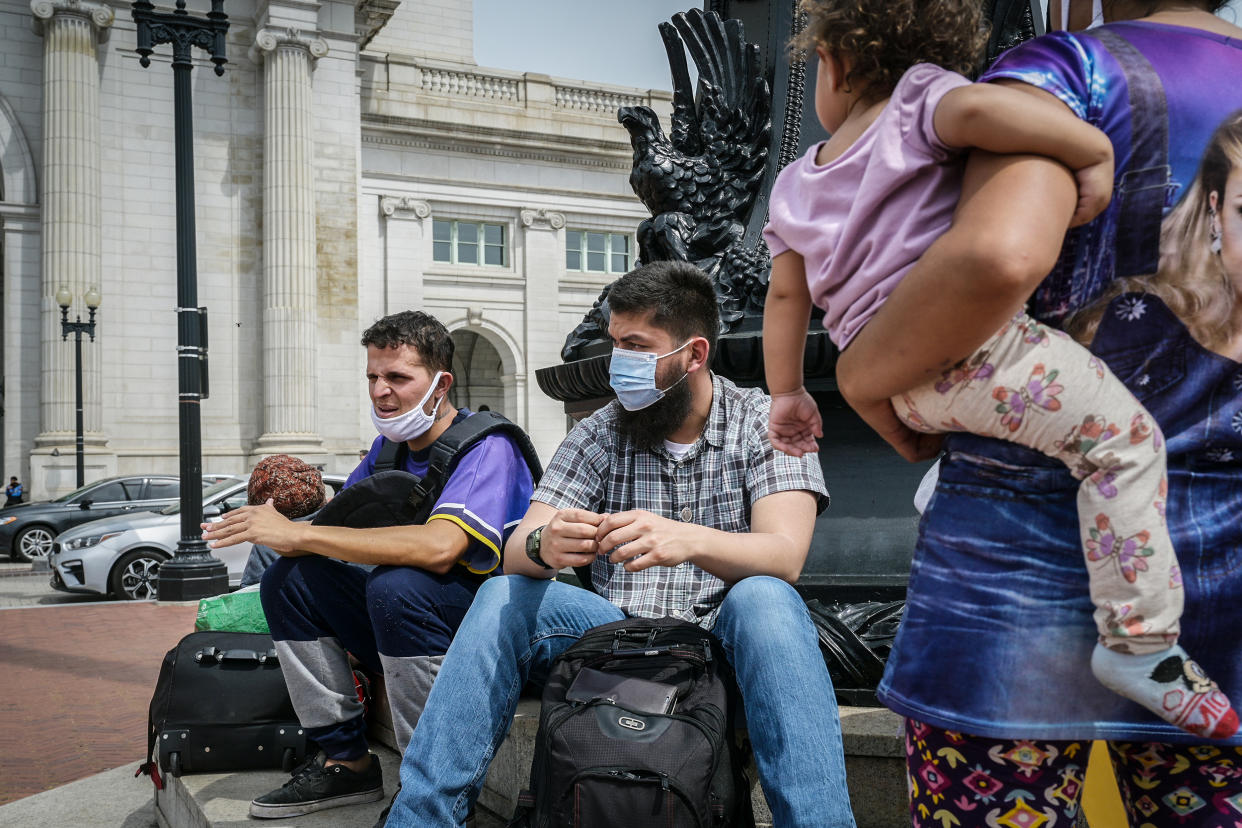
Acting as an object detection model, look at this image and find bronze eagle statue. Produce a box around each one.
[561,9,772,360]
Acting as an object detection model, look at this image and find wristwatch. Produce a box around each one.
[525,524,553,569]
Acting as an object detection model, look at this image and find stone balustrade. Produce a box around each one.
[420,64,523,102]
[399,58,669,117]
[553,84,645,114]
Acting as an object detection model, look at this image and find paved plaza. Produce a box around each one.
[0,568,195,814]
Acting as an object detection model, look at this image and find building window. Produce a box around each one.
[432,220,507,266]
[566,230,631,274]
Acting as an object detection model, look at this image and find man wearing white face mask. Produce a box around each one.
[203,311,535,820]
[388,262,855,828]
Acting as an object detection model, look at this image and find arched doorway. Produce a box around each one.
[450,329,506,416]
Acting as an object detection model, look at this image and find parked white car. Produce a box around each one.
[48,474,346,600]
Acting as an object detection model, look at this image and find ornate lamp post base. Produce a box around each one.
[156,541,229,601]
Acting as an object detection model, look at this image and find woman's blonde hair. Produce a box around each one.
[1070,110,1242,349]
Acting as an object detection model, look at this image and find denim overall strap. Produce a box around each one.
[1084,28,1175,279]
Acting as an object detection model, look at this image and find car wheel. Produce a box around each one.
[110,549,167,601]
[14,525,55,562]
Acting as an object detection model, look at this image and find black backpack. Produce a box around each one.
[314,410,542,535]
[510,617,755,828]
[136,631,311,786]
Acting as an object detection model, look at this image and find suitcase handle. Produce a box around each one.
[195,647,279,664]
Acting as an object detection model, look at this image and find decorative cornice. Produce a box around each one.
[250,26,329,66]
[355,0,398,48]
[361,114,632,171]
[379,196,430,219]
[520,209,565,230]
[30,0,114,40]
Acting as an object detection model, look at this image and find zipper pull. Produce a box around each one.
[659,773,670,792]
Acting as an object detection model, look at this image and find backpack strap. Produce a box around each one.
[371,437,408,473]
[405,411,544,581]
[414,410,543,510]
[1084,27,1176,279]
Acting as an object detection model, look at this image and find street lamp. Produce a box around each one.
[56,286,101,489]
[132,0,229,601]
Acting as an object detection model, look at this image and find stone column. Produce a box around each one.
[30,0,113,466]
[519,208,568,462]
[251,28,328,455]
[378,196,430,314]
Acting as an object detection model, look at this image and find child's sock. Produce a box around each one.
[1091,644,1239,739]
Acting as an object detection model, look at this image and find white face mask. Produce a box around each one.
[370,371,444,443]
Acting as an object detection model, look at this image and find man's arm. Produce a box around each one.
[503,501,602,579]
[836,150,1078,407]
[202,501,470,574]
[594,489,818,585]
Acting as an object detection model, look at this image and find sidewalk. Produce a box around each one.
[0,596,198,807]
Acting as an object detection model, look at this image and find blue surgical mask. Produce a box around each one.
[609,341,691,411]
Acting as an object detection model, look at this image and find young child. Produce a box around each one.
[762,0,1238,738]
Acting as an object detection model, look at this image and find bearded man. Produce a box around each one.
[384,260,856,828]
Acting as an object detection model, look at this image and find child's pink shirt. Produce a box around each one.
[762,64,970,348]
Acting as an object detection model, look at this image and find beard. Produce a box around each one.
[616,359,694,451]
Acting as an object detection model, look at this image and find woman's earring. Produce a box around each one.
[1210,207,1223,255]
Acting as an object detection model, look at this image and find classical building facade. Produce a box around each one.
[0,0,668,497]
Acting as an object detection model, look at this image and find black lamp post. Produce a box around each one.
[132,0,229,601]
[55,286,101,490]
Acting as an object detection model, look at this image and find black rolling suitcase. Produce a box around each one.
[136,630,311,785]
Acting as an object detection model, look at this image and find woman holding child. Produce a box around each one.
[796,0,1242,823]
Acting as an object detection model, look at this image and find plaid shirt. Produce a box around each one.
[533,374,828,628]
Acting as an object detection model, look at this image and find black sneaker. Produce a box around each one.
[250,751,384,819]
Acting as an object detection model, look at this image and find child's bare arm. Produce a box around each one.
[763,252,822,456]
[934,80,1113,226]
[763,252,812,395]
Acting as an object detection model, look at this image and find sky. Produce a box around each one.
[473,1,1242,93]
[473,0,692,91]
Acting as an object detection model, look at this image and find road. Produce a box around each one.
[0,563,119,609]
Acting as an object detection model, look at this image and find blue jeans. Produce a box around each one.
[387,574,855,827]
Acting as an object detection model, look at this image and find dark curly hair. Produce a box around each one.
[794,0,989,99]
[360,310,454,374]
[607,261,720,358]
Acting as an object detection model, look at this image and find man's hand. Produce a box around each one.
[538,508,604,570]
[201,500,306,555]
[768,388,823,457]
[597,510,698,572]
[848,397,943,463]
[1070,157,1114,228]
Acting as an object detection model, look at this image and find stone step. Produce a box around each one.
[154,700,907,828]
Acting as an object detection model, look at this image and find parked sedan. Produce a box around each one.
[0,474,234,562]
[49,474,346,600]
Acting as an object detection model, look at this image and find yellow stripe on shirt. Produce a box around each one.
[427,512,501,574]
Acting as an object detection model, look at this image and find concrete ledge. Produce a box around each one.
[157,687,907,828]
[476,699,907,828]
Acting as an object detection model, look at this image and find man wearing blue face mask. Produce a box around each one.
[387,262,854,828]
[203,310,536,820]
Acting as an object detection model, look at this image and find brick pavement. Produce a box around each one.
[0,599,198,805]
